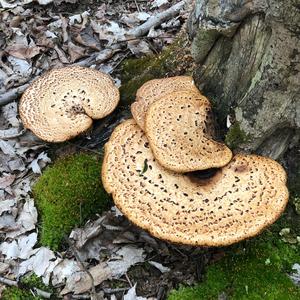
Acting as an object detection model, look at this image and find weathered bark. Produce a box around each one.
[188,0,300,161]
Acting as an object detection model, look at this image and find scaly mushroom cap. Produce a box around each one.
[145,92,232,172]
[102,119,289,247]
[19,66,120,142]
[131,76,200,130]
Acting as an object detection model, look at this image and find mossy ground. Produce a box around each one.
[119,33,194,105]
[2,274,55,300]
[33,153,110,250]
[168,214,300,300]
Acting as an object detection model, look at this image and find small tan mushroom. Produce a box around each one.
[131,76,200,130]
[102,119,289,247]
[19,66,119,142]
[145,91,232,172]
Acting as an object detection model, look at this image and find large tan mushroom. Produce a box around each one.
[19,66,119,142]
[144,92,232,172]
[131,76,200,130]
[102,119,289,247]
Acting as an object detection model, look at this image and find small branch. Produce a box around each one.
[128,1,185,37]
[34,288,51,299]
[0,276,18,287]
[103,287,130,294]
[0,276,51,299]
[65,236,98,300]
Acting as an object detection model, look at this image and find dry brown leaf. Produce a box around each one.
[67,41,86,62]
[0,173,16,189]
[74,29,100,50]
[54,45,69,64]
[6,44,42,60]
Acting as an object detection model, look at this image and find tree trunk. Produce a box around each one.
[187,0,300,211]
[188,0,299,160]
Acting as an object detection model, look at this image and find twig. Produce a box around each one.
[128,1,185,37]
[34,288,52,299]
[65,236,98,300]
[71,295,91,299]
[134,0,141,12]
[0,276,18,287]
[0,276,51,299]
[103,287,130,294]
[124,273,133,288]
[65,141,102,155]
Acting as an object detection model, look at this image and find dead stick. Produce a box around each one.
[0,276,51,299]
[65,236,98,300]
[128,1,185,37]
[0,276,18,287]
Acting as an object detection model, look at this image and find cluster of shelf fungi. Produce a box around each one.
[20,66,289,247]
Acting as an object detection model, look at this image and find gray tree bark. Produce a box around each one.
[188,0,299,162]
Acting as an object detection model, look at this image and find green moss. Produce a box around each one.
[2,286,41,300]
[20,274,54,294]
[33,153,110,250]
[2,274,56,299]
[120,36,194,105]
[168,219,300,300]
[225,122,249,149]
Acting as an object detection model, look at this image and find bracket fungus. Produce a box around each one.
[102,119,289,247]
[131,76,200,130]
[19,66,119,142]
[145,92,232,172]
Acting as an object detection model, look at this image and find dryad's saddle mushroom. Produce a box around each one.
[19,66,119,142]
[145,91,232,172]
[131,76,200,130]
[102,119,289,246]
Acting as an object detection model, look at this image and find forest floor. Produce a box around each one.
[1,1,300,300]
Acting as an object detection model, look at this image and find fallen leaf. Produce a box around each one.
[54,45,69,64]
[2,102,20,127]
[108,246,145,277]
[148,261,170,273]
[7,56,32,78]
[151,0,169,9]
[68,41,86,63]
[18,247,56,277]
[7,197,37,238]
[0,233,37,259]
[124,284,147,300]
[29,151,51,174]
[0,174,16,189]
[0,128,24,139]
[0,140,16,157]
[6,44,41,60]
[0,199,16,215]
[52,259,81,286]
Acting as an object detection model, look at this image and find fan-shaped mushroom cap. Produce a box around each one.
[131,76,200,130]
[102,119,289,247]
[19,66,119,142]
[145,92,232,172]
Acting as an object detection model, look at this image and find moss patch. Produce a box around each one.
[33,153,110,250]
[2,274,54,300]
[225,122,249,149]
[168,217,300,300]
[120,34,194,105]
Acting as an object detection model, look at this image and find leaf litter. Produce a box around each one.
[0,0,213,299]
